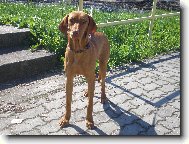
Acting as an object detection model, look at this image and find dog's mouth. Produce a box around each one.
[69,30,87,51]
[72,35,80,40]
[70,31,80,40]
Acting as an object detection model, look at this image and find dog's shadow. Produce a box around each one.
[101,99,157,135]
[65,99,157,135]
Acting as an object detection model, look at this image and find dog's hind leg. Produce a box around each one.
[99,61,108,104]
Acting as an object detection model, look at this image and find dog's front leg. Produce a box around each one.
[59,73,73,128]
[86,74,95,129]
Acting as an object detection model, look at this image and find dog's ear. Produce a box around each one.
[87,15,97,34]
[59,15,69,36]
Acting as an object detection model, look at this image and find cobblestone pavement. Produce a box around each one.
[0,52,180,135]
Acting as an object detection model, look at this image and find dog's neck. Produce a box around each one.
[67,34,91,53]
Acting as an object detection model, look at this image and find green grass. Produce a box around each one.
[0,3,180,68]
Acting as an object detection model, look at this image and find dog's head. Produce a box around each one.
[59,11,97,40]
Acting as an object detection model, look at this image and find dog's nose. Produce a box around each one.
[73,30,79,36]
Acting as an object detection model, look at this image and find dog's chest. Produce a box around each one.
[68,54,85,72]
[67,51,96,75]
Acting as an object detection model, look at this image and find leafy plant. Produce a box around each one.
[0,3,180,68]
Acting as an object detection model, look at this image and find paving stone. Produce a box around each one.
[36,120,60,135]
[93,102,107,113]
[119,100,137,112]
[171,76,180,83]
[173,111,180,118]
[119,123,145,135]
[138,77,155,85]
[98,120,119,135]
[109,93,133,105]
[113,112,140,127]
[136,110,164,127]
[157,115,180,130]
[129,87,145,96]
[157,105,179,118]
[42,99,64,111]
[124,81,140,90]
[166,127,180,135]
[153,124,172,135]
[164,77,179,85]
[143,83,161,91]
[107,85,124,95]
[168,99,180,110]
[155,67,169,73]
[145,89,166,100]
[131,103,155,118]
[151,70,171,78]
[110,129,121,135]
[40,108,63,122]
[111,76,129,85]
[154,79,169,86]
[164,70,180,77]
[162,67,180,75]
[0,111,14,118]
[106,105,123,116]
[72,86,87,101]
[30,97,50,109]
[105,108,120,118]
[72,108,86,121]
[0,117,15,130]
[48,91,65,101]
[129,71,147,79]
[94,111,111,125]
[63,125,81,135]
[128,97,146,107]
[73,120,89,133]
[11,117,46,134]
[72,99,87,112]
[136,115,154,129]
[159,84,177,93]
[16,105,48,120]
[113,76,133,83]
[132,70,149,79]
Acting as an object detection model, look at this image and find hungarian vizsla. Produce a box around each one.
[58,11,110,129]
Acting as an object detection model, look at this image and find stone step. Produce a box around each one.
[0,25,31,48]
[0,48,58,83]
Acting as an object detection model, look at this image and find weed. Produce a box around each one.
[0,3,180,68]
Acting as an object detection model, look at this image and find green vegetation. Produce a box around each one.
[0,3,180,68]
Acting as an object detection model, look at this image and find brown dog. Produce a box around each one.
[58,11,110,129]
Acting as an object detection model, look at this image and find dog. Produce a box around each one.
[58,11,110,129]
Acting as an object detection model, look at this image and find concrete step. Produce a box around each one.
[0,25,31,48]
[0,48,58,83]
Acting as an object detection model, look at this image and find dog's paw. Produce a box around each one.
[86,120,94,129]
[59,118,69,128]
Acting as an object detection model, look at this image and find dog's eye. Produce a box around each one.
[69,18,74,23]
[81,20,87,24]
